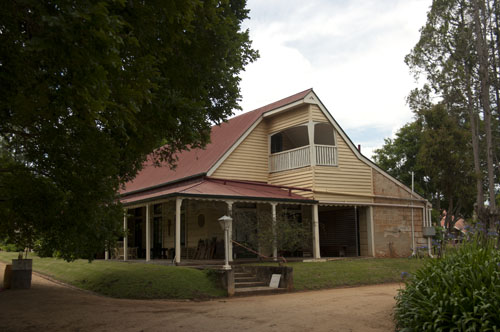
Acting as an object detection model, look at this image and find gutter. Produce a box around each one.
[314,188,428,203]
[119,172,207,197]
[122,192,318,208]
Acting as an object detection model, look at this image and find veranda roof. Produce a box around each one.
[120,177,315,206]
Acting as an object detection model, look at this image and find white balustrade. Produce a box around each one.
[269,146,310,172]
[315,144,337,166]
[269,145,337,172]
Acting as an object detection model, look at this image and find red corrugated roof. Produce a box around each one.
[121,89,312,195]
[120,177,314,205]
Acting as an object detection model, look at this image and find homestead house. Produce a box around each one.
[117,89,432,263]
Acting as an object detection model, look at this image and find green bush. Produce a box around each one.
[395,238,500,331]
[0,238,23,252]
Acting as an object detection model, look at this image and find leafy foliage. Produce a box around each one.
[395,237,500,331]
[402,0,500,225]
[375,0,500,220]
[233,207,312,257]
[417,104,476,216]
[373,121,428,196]
[373,103,476,217]
[0,0,257,260]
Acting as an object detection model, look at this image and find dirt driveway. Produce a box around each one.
[0,262,400,332]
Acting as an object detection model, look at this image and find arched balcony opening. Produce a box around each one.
[314,123,337,166]
[270,125,310,172]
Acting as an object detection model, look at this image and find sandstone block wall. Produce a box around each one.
[372,169,427,257]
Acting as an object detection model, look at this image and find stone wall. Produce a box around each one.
[372,169,427,257]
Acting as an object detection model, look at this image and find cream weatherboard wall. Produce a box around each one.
[212,101,374,202]
[266,104,310,134]
[268,167,314,198]
[211,120,269,182]
[310,104,373,203]
[310,105,326,122]
[265,104,313,194]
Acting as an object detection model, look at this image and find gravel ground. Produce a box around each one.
[0,261,400,332]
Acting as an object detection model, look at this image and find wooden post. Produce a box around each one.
[104,245,109,260]
[146,204,151,262]
[175,198,183,264]
[367,206,375,257]
[123,210,128,261]
[308,121,316,166]
[226,201,234,262]
[271,202,278,261]
[312,204,321,259]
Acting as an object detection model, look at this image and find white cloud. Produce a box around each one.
[238,0,431,160]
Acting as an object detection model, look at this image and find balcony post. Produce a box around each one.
[308,121,316,166]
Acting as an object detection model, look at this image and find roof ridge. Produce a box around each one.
[223,87,313,123]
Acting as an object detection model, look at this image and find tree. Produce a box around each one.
[0,0,258,260]
[373,121,430,197]
[372,105,476,218]
[232,208,312,258]
[416,104,476,224]
[404,0,499,228]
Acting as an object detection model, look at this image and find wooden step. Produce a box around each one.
[234,286,287,296]
[234,281,267,288]
[234,276,260,282]
[234,272,253,277]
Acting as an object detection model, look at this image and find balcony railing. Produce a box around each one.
[269,144,337,172]
[316,144,337,166]
[269,146,310,172]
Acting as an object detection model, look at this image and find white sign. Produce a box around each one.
[269,274,281,288]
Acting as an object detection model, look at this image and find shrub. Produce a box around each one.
[0,238,23,252]
[394,238,500,331]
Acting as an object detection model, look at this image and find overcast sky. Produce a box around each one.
[237,0,432,159]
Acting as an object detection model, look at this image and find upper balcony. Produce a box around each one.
[269,123,337,173]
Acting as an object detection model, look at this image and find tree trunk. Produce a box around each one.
[465,65,485,213]
[473,0,496,230]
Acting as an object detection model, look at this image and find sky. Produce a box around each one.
[237,0,432,160]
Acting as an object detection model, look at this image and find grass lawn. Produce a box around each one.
[253,258,426,291]
[1,250,425,298]
[0,251,226,299]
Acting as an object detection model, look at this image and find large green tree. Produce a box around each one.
[0,0,258,260]
[373,121,429,196]
[403,0,499,227]
[373,104,476,218]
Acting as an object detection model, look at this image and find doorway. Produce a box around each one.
[319,206,359,257]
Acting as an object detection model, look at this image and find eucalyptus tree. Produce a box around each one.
[0,0,258,260]
[405,0,499,227]
[372,105,475,219]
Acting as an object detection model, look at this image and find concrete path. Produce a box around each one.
[0,262,400,332]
